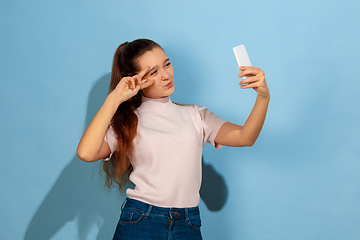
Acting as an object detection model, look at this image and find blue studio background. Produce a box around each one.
[1,0,360,239]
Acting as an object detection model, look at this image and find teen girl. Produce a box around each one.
[77,39,270,239]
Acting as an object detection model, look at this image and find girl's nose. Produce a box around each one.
[161,70,170,81]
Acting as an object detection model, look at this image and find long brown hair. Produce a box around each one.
[102,39,162,190]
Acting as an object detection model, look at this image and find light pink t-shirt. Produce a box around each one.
[104,96,226,208]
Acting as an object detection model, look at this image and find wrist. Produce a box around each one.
[256,93,270,102]
[106,92,125,109]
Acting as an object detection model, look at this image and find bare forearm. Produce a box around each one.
[76,93,121,162]
[241,95,270,146]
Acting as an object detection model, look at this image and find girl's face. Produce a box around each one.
[137,47,175,99]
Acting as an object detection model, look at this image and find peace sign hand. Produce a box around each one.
[112,66,155,104]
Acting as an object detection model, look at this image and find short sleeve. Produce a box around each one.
[104,125,118,161]
[196,106,227,149]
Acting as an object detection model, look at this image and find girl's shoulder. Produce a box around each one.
[173,103,208,117]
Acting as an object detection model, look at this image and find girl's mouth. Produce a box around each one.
[165,82,172,88]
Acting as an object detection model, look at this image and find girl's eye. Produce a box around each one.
[150,70,157,76]
[165,62,171,67]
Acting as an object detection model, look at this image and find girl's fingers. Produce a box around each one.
[115,68,152,100]
[124,78,135,89]
[238,66,264,78]
[238,67,253,78]
[123,78,131,89]
[239,75,266,89]
[141,79,155,89]
[131,67,150,87]
[237,67,266,91]
[239,75,262,86]
[133,75,141,86]
[128,78,134,89]
[240,81,262,89]
[138,66,150,79]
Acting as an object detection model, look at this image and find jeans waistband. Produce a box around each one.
[122,198,199,219]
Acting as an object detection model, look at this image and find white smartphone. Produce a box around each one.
[233,44,252,79]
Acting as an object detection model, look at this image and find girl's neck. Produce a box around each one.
[138,95,174,113]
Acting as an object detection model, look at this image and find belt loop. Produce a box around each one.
[121,197,128,210]
[169,208,173,221]
[185,208,190,222]
[144,204,153,218]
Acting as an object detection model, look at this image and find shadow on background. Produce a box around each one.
[24,73,228,240]
[200,158,228,211]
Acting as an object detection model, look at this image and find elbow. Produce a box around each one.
[246,141,255,147]
[240,142,254,147]
[238,139,256,147]
[76,147,96,163]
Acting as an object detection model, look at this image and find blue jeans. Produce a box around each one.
[112,198,203,240]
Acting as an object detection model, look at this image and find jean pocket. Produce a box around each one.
[187,214,202,229]
[119,207,144,224]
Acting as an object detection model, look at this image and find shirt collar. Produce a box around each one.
[137,95,175,113]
